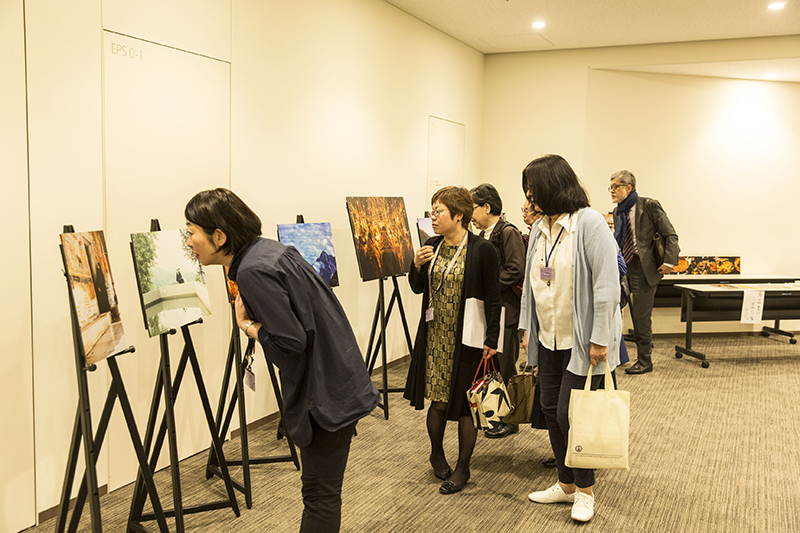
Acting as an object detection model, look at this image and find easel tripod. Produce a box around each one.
[55,226,168,533]
[364,275,413,419]
[125,219,240,532]
[205,302,300,508]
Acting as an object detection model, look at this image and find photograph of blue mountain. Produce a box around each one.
[131,229,211,337]
[277,222,339,287]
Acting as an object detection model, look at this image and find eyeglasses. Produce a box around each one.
[608,184,626,192]
[430,208,448,219]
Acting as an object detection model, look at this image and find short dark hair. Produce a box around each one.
[470,183,503,215]
[185,188,262,256]
[522,155,590,216]
[431,186,473,229]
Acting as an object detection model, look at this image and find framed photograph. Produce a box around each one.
[346,197,415,282]
[670,256,741,275]
[60,231,127,364]
[277,222,339,287]
[130,229,212,337]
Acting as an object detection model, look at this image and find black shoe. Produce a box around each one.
[485,423,519,439]
[625,361,653,375]
[429,456,452,480]
[439,474,470,494]
[541,456,557,468]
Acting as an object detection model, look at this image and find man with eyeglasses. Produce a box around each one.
[610,170,679,375]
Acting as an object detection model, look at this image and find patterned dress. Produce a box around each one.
[425,243,467,402]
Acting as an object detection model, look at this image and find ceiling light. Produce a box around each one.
[768,2,785,9]
[766,72,777,78]
[532,21,545,29]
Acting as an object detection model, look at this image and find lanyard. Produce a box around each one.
[544,226,565,268]
[428,231,468,296]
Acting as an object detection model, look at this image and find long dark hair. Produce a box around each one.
[185,188,262,256]
[522,154,590,216]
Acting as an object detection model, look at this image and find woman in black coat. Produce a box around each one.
[403,186,502,495]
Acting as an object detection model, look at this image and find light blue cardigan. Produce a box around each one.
[520,208,622,376]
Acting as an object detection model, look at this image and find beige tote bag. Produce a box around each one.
[565,362,630,470]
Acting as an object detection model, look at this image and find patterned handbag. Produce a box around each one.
[467,358,513,430]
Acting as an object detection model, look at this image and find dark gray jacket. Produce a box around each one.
[229,238,379,447]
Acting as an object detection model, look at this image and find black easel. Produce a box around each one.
[126,220,240,533]
[364,275,413,419]
[55,226,168,533]
[205,296,300,509]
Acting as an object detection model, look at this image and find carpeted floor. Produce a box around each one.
[28,333,800,532]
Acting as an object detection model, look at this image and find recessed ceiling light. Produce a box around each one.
[766,72,778,78]
[532,21,545,29]
[768,2,785,10]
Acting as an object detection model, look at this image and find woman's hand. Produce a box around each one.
[589,342,608,366]
[414,245,434,270]
[236,294,262,338]
[482,345,497,360]
[234,294,249,326]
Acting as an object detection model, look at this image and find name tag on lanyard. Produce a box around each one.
[541,226,565,283]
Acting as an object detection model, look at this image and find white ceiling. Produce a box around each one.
[384,0,800,82]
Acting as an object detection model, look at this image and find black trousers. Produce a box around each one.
[299,417,357,533]
[498,322,520,382]
[627,255,658,367]
[538,345,615,489]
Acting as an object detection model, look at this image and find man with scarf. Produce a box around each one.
[610,170,679,375]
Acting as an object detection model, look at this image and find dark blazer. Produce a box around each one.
[614,196,679,287]
[403,232,502,421]
[230,238,380,448]
[486,220,525,326]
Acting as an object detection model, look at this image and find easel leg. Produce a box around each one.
[108,358,170,533]
[206,330,235,477]
[67,383,118,533]
[182,328,240,516]
[54,407,83,533]
[231,329,253,507]
[158,334,185,533]
[264,359,300,469]
[378,278,389,419]
[391,276,414,355]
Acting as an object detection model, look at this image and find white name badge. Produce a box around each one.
[425,307,434,322]
[540,267,554,281]
[245,368,256,392]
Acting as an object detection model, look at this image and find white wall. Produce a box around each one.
[25,0,110,514]
[0,1,36,531]
[482,36,800,333]
[230,0,485,420]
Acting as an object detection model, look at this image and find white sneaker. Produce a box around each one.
[528,482,576,504]
[571,491,594,522]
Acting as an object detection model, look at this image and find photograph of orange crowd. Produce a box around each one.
[346,197,415,282]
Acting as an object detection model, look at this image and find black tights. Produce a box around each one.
[427,402,477,485]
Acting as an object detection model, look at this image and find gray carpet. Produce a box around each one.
[28,333,800,532]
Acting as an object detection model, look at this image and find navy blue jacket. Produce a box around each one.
[228,238,379,447]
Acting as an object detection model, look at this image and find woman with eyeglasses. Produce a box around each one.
[519,155,622,523]
[403,185,502,495]
[184,188,380,532]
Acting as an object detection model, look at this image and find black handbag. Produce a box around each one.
[643,199,666,266]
